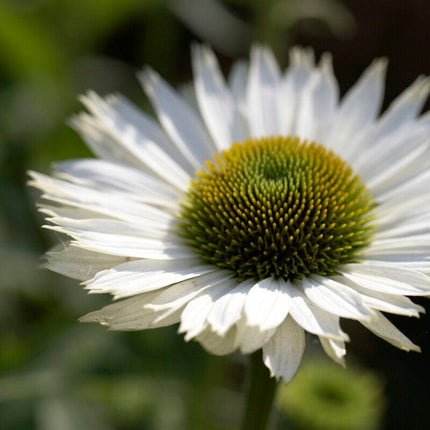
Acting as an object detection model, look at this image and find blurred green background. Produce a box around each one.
[1,0,430,429]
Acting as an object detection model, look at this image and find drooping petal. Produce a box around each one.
[284,280,349,340]
[196,326,238,356]
[360,311,421,352]
[234,316,276,354]
[319,336,346,366]
[263,317,306,382]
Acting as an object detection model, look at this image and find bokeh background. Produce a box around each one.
[1,0,430,429]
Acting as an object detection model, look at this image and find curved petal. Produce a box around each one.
[179,281,233,341]
[244,277,290,330]
[207,278,253,335]
[196,326,238,356]
[284,280,349,340]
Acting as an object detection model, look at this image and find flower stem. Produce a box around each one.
[241,350,279,430]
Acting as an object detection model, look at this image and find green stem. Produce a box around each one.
[241,350,279,430]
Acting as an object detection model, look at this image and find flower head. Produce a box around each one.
[30,45,430,382]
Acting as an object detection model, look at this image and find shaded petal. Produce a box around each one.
[45,243,129,281]
[319,337,346,366]
[196,326,238,356]
[263,317,305,382]
[234,316,276,354]
[80,291,181,331]
[228,60,250,141]
[360,311,421,352]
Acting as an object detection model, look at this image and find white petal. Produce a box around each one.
[139,67,215,168]
[319,337,346,366]
[328,58,387,150]
[102,93,194,173]
[244,277,290,330]
[339,263,430,296]
[207,278,253,335]
[42,205,175,238]
[145,270,235,311]
[263,317,305,383]
[196,326,238,356]
[179,281,232,341]
[53,159,180,209]
[48,227,194,260]
[75,94,191,190]
[247,45,282,137]
[192,45,234,151]
[360,311,421,352]
[284,280,349,340]
[85,258,216,298]
[45,243,129,281]
[303,275,375,320]
[295,53,339,142]
[281,47,315,135]
[365,76,430,145]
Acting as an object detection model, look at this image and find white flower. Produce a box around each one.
[30,45,430,383]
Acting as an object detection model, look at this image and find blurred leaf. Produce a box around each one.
[169,0,251,56]
[270,0,356,39]
[0,1,67,79]
[35,398,112,430]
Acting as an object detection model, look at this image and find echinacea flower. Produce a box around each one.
[30,45,430,383]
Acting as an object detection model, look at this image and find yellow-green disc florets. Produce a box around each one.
[180,136,375,281]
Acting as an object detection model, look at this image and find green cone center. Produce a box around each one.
[179,136,375,281]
